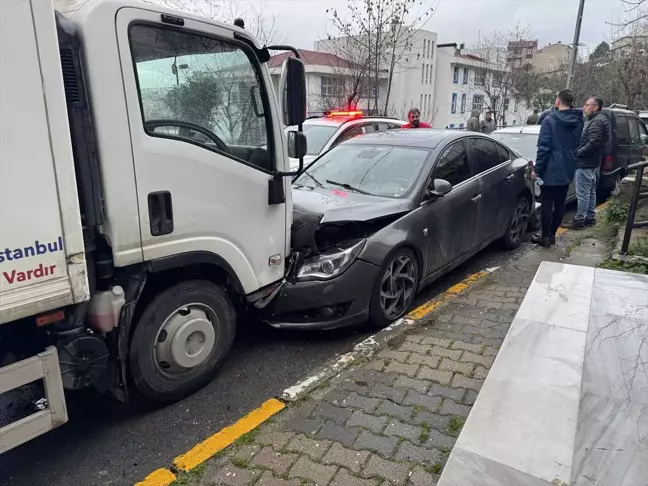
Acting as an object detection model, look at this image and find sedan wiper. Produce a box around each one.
[301,171,324,188]
[326,180,374,196]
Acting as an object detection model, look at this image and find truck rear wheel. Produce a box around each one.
[129,280,236,403]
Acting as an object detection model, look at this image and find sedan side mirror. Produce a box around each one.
[425,179,453,199]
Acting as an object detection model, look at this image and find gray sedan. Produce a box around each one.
[263,129,536,330]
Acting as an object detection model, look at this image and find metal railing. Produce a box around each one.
[621,160,648,253]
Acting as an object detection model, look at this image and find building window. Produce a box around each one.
[463,68,469,85]
[427,65,431,84]
[453,66,459,84]
[423,39,427,56]
[451,93,457,114]
[514,99,519,112]
[472,95,484,111]
[460,93,466,113]
[359,78,378,99]
[421,64,425,83]
[321,76,345,97]
[474,69,486,86]
[420,94,423,112]
[504,98,510,112]
[429,41,434,59]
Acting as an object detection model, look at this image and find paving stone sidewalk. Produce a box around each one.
[188,229,608,486]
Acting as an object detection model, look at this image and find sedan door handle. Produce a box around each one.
[471,194,482,203]
[506,174,515,182]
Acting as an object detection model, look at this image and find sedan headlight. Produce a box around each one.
[297,239,366,281]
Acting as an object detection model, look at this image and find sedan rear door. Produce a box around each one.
[465,137,516,241]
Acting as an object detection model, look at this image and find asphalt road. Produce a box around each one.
[0,230,551,486]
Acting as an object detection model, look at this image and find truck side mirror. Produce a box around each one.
[280,57,306,127]
[287,130,307,160]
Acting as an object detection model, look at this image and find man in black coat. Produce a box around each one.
[563,97,610,229]
[532,90,584,247]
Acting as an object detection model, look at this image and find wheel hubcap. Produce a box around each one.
[510,200,530,243]
[380,255,416,320]
[154,304,217,377]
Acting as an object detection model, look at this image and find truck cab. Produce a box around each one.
[1,0,306,452]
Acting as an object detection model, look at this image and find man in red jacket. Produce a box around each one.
[402,108,431,128]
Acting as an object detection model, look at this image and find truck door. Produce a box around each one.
[116,9,286,293]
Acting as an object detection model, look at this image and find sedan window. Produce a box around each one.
[491,133,538,161]
[286,124,339,155]
[466,138,502,174]
[432,142,472,186]
[295,144,430,198]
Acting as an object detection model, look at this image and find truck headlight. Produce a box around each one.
[297,239,365,281]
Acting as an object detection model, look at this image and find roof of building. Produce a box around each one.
[268,49,352,69]
[508,40,539,49]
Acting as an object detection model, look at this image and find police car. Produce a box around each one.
[287,110,406,170]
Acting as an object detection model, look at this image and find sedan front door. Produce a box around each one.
[422,141,482,276]
[465,137,516,241]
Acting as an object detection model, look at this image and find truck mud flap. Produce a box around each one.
[0,347,67,454]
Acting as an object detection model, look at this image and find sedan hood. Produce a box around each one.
[292,186,411,224]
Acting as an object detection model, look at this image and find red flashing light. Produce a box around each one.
[325,110,363,118]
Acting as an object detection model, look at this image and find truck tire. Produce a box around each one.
[129,280,236,403]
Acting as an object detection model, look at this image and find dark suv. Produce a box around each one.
[601,106,648,199]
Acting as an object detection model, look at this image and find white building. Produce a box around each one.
[306,28,439,121]
[268,49,389,117]
[432,43,533,129]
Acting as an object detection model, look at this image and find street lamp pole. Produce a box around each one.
[566,0,586,90]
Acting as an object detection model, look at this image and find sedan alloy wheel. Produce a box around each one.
[378,253,417,321]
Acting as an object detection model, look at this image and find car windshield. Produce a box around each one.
[491,132,538,160]
[286,124,339,155]
[294,144,430,198]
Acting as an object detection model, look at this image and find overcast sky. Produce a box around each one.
[244,0,631,56]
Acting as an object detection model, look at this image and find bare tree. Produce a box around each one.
[323,0,436,115]
[469,23,536,124]
[152,0,283,45]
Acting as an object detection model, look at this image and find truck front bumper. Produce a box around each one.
[0,346,67,453]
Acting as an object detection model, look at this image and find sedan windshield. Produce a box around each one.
[491,133,538,161]
[286,124,339,155]
[294,144,430,198]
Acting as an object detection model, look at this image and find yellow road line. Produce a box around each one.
[407,269,493,320]
[134,468,176,486]
[173,398,285,472]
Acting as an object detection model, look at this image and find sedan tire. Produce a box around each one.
[499,197,530,250]
[368,248,419,329]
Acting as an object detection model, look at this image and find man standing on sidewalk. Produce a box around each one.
[563,97,610,229]
[480,111,496,134]
[532,89,584,247]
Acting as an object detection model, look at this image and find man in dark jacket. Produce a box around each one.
[537,97,560,124]
[563,97,610,229]
[532,89,584,247]
[467,109,481,131]
[527,109,540,125]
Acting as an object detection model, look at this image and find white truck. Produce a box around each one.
[0,0,307,453]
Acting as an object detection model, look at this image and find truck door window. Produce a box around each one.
[129,24,273,172]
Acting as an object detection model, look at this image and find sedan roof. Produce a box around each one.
[343,129,469,149]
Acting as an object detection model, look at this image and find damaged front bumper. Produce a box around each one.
[261,259,380,330]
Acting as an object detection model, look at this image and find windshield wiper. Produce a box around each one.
[326,180,374,196]
[301,171,323,188]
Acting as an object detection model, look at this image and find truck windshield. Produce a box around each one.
[130,24,273,171]
[286,125,338,155]
[294,144,430,198]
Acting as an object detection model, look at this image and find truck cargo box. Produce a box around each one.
[0,0,89,325]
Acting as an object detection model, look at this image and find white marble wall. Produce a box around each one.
[438,262,648,486]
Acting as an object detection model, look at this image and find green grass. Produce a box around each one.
[419,422,431,444]
[599,259,648,275]
[603,197,630,224]
[447,416,464,438]
[230,457,249,468]
[426,462,443,475]
[629,236,648,258]
[170,463,207,486]
[235,427,260,446]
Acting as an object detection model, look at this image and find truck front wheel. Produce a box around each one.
[129,280,236,403]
